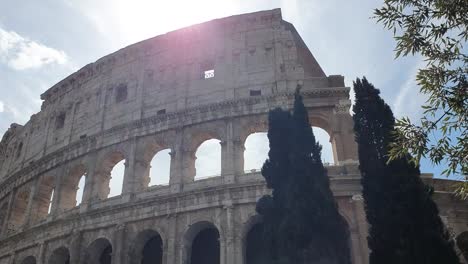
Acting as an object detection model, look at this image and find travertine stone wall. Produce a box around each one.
[0,9,466,264]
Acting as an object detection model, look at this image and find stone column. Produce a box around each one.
[165,215,178,264]
[69,231,83,264]
[169,129,184,193]
[133,158,150,192]
[221,119,244,183]
[181,149,196,184]
[7,252,15,264]
[23,177,39,228]
[224,204,236,264]
[233,230,244,264]
[37,242,46,264]
[232,139,245,177]
[331,100,358,164]
[80,152,98,212]
[1,189,15,237]
[352,195,369,264]
[122,138,137,202]
[112,224,126,264]
[49,167,66,219]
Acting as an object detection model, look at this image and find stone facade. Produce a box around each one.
[0,9,466,264]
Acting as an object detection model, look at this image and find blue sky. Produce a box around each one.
[0,0,458,183]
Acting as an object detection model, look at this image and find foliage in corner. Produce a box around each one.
[374,0,468,198]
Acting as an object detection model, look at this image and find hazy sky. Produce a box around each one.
[0,0,458,196]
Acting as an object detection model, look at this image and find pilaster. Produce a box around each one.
[69,230,82,264]
[112,224,126,264]
[37,242,46,264]
[1,189,15,237]
[122,138,137,202]
[80,152,98,212]
[169,129,184,193]
[23,177,39,228]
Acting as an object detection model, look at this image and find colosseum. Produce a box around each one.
[0,8,466,264]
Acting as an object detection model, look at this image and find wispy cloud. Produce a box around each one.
[0,28,68,70]
[393,59,427,121]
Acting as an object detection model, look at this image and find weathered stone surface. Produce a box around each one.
[0,9,466,264]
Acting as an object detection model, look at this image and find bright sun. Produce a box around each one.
[111,0,240,44]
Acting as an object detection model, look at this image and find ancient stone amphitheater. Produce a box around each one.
[0,9,466,264]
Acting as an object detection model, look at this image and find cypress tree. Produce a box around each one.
[256,88,351,264]
[353,77,459,264]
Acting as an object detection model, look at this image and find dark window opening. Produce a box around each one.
[250,90,261,96]
[55,112,66,129]
[157,109,166,115]
[80,134,87,139]
[99,245,112,264]
[16,142,23,159]
[141,236,163,264]
[115,84,128,103]
[191,228,220,264]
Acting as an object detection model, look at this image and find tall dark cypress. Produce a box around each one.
[353,77,459,264]
[257,88,351,264]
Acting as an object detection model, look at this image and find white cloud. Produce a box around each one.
[0,28,67,70]
[0,101,4,112]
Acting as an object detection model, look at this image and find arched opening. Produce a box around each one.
[21,256,36,264]
[86,238,113,264]
[141,236,163,264]
[8,185,30,230]
[48,247,70,264]
[191,228,220,264]
[47,189,55,214]
[131,230,164,264]
[244,132,268,173]
[246,223,269,264]
[76,175,86,205]
[60,165,87,210]
[457,231,468,262]
[96,151,126,199]
[31,175,55,223]
[108,159,125,198]
[194,139,221,180]
[186,222,220,264]
[312,127,334,165]
[148,149,171,186]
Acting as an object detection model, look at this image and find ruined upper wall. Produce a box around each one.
[0,9,335,181]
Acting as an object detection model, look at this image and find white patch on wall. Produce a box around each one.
[0,27,67,70]
[204,69,214,79]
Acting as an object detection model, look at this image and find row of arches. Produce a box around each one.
[2,128,333,232]
[14,229,468,264]
[15,221,268,264]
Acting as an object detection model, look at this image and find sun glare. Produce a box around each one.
[110,0,239,44]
